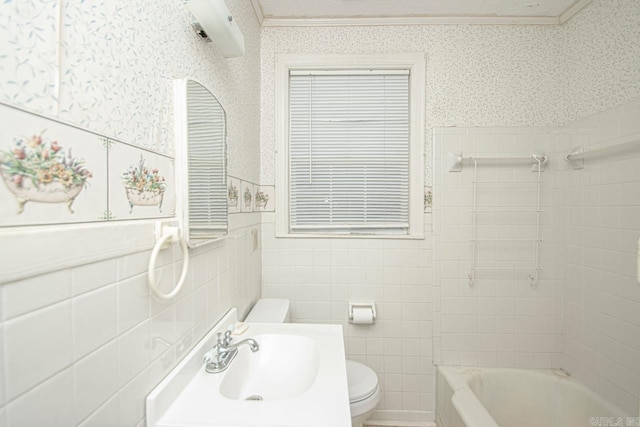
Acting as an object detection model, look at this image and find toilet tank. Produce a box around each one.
[244,298,290,323]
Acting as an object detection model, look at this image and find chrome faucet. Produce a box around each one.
[203,330,259,373]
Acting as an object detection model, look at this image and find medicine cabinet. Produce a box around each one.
[175,79,228,247]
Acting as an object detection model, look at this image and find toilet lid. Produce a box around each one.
[346,360,379,403]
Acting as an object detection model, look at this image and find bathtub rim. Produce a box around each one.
[436,365,628,427]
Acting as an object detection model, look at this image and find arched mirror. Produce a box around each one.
[175,79,228,247]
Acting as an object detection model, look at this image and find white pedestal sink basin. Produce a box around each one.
[146,308,351,427]
[220,334,320,401]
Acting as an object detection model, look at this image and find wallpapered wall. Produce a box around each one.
[260,24,566,185]
[0,0,262,183]
[259,0,640,186]
[564,0,640,123]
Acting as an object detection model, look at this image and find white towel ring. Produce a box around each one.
[148,226,189,300]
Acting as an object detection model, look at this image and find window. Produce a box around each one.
[275,54,425,238]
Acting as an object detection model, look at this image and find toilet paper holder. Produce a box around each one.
[348,302,377,324]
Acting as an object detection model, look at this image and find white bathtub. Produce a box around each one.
[436,366,628,427]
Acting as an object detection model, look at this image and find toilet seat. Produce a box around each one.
[346,360,379,403]
[346,360,380,418]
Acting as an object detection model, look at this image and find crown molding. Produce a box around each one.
[261,15,562,27]
[559,0,592,24]
[250,0,264,25]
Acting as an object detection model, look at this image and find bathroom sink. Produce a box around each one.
[220,334,320,400]
[146,309,351,427]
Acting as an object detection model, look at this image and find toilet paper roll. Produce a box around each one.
[352,307,374,324]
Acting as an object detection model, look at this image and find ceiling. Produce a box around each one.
[251,0,591,26]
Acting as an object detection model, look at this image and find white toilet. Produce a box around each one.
[245,298,380,427]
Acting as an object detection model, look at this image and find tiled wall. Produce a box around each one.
[0,0,263,426]
[0,213,261,427]
[432,128,565,369]
[261,214,434,420]
[431,97,640,417]
[258,2,640,421]
[558,98,640,416]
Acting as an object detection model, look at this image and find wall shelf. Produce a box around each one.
[459,153,547,286]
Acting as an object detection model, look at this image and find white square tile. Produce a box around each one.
[117,274,149,334]
[73,284,117,360]
[73,340,119,424]
[118,320,150,387]
[117,250,151,281]
[478,352,497,367]
[192,286,207,325]
[176,295,193,338]
[2,270,71,320]
[150,306,176,359]
[497,334,515,352]
[4,301,72,400]
[71,258,117,296]
[7,368,74,427]
[119,368,150,427]
[0,326,4,406]
[148,347,175,387]
[78,394,120,427]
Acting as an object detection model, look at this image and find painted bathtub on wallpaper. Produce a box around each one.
[436,366,629,427]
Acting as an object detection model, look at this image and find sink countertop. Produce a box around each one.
[147,308,351,427]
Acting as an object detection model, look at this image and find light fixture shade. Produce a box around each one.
[187,0,245,58]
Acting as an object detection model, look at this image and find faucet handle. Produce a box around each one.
[223,329,233,346]
[203,347,216,364]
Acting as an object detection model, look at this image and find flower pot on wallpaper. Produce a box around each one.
[122,155,166,213]
[1,172,85,213]
[0,133,92,214]
[243,186,252,209]
[255,191,269,209]
[228,184,238,207]
[124,187,165,212]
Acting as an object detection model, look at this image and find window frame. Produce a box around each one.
[274,53,426,239]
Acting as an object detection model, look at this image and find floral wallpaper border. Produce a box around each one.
[231,182,428,215]
[227,177,274,214]
[0,101,175,227]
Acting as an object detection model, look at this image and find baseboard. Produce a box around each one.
[365,410,435,427]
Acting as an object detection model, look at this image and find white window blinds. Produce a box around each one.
[289,71,410,234]
[186,80,227,239]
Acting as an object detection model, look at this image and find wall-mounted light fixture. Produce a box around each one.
[187,0,245,58]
